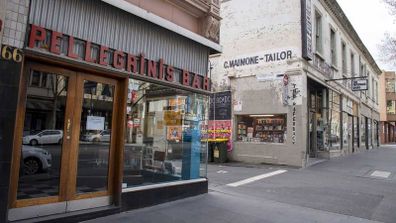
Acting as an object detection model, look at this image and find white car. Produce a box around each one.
[22,145,52,175]
[82,129,111,142]
[23,130,63,146]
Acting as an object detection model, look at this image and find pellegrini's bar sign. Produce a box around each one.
[28,24,211,91]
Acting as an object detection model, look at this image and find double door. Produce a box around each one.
[9,62,121,221]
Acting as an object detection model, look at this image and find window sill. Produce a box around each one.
[331,64,339,71]
[315,51,325,60]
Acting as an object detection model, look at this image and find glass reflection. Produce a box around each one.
[123,80,208,188]
[76,81,114,194]
[18,71,68,200]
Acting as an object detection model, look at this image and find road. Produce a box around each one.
[84,144,396,223]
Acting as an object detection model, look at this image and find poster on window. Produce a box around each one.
[86,116,105,130]
[167,126,182,141]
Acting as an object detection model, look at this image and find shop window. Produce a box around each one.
[361,116,367,147]
[236,114,286,143]
[123,80,208,189]
[329,91,341,150]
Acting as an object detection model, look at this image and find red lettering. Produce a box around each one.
[192,74,201,89]
[147,60,157,78]
[166,65,174,82]
[203,76,210,91]
[140,54,145,75]
[158,59,164,80]
[85,41,95,63]
[67,36,79,59]
[50,31,62,54]
[127,54,137,73]
[99,45,109,65]
[182,70,190,86]
[113,51,125,70]
[28,24,46,48]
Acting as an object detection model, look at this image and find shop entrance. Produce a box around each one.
[308,79,327,158]
[8,62,122,221]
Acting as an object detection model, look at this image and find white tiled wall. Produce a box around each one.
[2,0,29,48]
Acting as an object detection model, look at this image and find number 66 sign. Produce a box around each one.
[1,45,23,63]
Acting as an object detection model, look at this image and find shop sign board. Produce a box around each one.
[209,91,232,120]
[27,24,211,92]
[223,48,296,70]
[351,79,368,91]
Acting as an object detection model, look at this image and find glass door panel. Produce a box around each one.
[75,80,115,195]
[17,70,69,201]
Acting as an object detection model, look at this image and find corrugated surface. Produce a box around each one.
[29,0,209,75]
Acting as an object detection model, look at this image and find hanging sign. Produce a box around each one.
[351,79,368,91]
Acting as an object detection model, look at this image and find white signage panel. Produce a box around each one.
[86,116,105,130]
[351,79,368,91]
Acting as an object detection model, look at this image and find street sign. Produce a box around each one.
[351,79,368,91]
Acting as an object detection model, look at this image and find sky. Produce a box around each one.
[337,0,396,71]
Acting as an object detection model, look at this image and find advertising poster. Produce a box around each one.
[167,126,182,141]
[207,120,233,151]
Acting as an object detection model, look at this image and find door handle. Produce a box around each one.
[66,119,71,140]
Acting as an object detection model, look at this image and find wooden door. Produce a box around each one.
[8,63,121,220]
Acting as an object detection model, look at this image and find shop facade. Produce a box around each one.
[210,0,381,167]
[0,0,221,222]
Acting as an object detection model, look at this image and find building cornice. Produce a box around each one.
[321,0,382,75]
[101,0,222,53]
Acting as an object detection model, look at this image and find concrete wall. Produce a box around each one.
[229,74,308,167]
[211,0,302,91]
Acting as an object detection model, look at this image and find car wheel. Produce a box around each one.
[24,157,41,175]
[58,139,63,145]
[30,139,38,146]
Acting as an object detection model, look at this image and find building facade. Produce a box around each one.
[379,71,396,144]
[0,0,221,222]
[211,0,381,167]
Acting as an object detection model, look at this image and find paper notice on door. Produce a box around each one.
[86,116,105,130]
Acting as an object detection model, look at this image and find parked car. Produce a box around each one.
[82,129,111,142]
[23,130,63,146]
[22,145,52,175]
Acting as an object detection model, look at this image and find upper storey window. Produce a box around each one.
[315,11,323,54]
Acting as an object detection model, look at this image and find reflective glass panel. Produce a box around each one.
[123,80,208,188]
[76,81,114,194]
[17,71,68,200]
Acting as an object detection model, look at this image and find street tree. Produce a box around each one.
[379,0,396,66]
